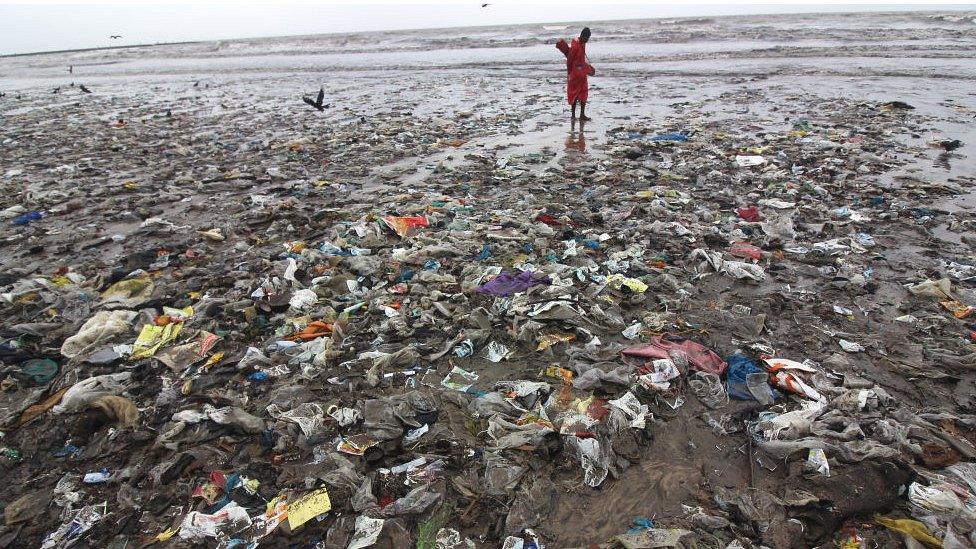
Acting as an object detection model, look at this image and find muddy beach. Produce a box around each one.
[2,10,976,549]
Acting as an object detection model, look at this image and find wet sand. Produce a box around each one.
[2,10,976,548]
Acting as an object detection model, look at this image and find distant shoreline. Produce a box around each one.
[2,8,972,58]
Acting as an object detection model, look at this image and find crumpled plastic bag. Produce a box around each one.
[690,248,766,281]
[435,528,476,549]
[179,501,252,539]
[906,278,953,300]
[608,392,649,429]
[573,363,632,390]
[875,515,942,549]
[908,482,976,520]
[348,516,385,549]
[764,358,823,401]
[267,402,327,437]
[613,528,692,548]
[484,455,528,496]
[572,436,610,487]
[382,215,429,237]
[40,502,106,548]
[289,288,319,311]
[382,483,441,516]
[99,272,154,308]
[735,155,766,167]
[52,372,132,414]
[329,406,362,427]
[60,310,137,358]
[205,406,266,433]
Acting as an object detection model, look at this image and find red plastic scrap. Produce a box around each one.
[736,206,761,222]
[535,214,563,226]
[730,241,762,261]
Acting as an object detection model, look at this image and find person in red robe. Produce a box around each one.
[556,27,595,121]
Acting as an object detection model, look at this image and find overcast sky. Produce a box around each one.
[1,2,974,55]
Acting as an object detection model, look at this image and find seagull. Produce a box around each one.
[482,3,490,6]
[80,85,92,94]
[302,87,328,112]
[110,35,122,39]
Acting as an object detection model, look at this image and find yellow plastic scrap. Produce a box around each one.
[203,351,225,370]
[543,364,574,381]
[875,515,943,548]
[605,273,648,294]
[14,292,41,305]
[131,323,182,360]
[164,306,194,320]
[198,228,225,241]
[256,494,289,536]
[242,477,261,495]
[537,333,576,351]
[155,527,177,542]
[287,487,332,530]
[131,306,193,360]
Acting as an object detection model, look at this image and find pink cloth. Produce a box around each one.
[621,334,728,375]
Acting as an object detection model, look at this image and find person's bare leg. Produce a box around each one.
[579,101,591,121]
[571,100,578,120]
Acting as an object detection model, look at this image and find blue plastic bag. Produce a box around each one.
[725,354,768,401]
[11,211,43,226]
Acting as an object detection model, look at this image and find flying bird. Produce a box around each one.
[302,88,328,112]
[110,35,122,39]
[80,85,92,94]
[482,3,490,6]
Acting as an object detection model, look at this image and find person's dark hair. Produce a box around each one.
[580,27,591,41]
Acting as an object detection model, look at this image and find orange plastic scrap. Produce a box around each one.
[285,320,333,342]
[763,358,822,401]
[940,300,974,319]
[17,387,70,427]
[381,215,429,238]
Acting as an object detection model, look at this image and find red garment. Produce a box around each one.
[557,38,593,105]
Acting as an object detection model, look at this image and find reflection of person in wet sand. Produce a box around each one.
[566,118,586,153]
[556,27,595,121]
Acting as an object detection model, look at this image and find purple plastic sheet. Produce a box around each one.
[476,271,550,297]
